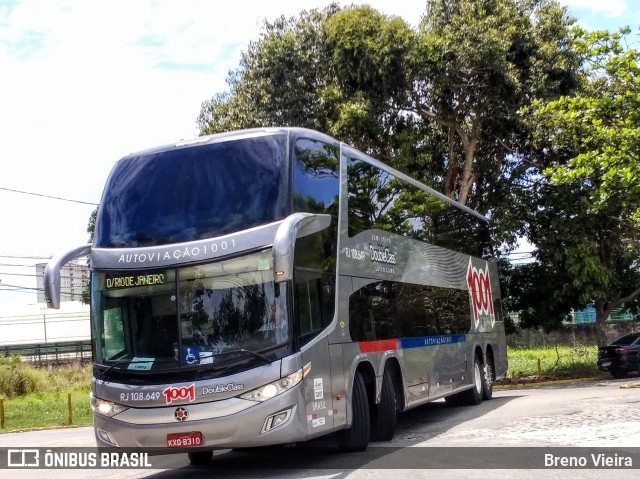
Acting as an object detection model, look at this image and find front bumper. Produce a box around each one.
[93,384,308,449]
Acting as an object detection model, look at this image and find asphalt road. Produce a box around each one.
[1,377,639,478]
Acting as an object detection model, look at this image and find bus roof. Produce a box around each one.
[120,127,488,223]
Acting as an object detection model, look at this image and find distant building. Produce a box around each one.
[572,305,634,324]
[35,260,89,303]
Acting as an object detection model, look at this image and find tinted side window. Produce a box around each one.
[613,334,640,346]
[346,157,492,258]
[292,139,339,345]
[349,281,470,341]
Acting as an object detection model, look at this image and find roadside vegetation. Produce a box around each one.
[0,356,92,432]
[500,344,607,384]
[0,344,612,433]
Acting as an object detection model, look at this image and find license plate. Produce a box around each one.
[601,361,611,367]
[167,432,203,448]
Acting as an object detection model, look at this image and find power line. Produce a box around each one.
[0,254,53,259]
[0,272,43,277]
[0,263,47,267]
[0,285,78,297]
[0,186,98,206]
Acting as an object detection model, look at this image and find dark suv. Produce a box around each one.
[597,332,640,379]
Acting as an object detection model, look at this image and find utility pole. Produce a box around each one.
[41,306,48,344]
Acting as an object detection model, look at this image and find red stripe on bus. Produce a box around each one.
[358,339,399,353]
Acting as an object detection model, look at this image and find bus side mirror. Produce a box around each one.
[272,213,331,283]
[44,244,92,309]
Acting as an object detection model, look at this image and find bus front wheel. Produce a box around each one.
[461,356,483,406]
[336,371,370,451]
[188,450,213,466]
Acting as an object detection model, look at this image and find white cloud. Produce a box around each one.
[559,0,628,18]
[0,0,618,308]
[0,0,427,307]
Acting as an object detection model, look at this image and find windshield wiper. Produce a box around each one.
[211,349,273,365]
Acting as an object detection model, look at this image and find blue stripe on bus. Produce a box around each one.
[399,334,466,349]
[358,335,467,353]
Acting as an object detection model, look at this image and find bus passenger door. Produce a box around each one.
[296,272,335,437]
[301,336,334,437]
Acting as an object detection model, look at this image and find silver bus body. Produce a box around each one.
[45,127,507,454]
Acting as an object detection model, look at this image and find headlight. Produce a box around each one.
[90,392,129,417]
[240,362,311,402]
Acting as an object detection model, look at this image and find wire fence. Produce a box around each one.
[0,340,92,364]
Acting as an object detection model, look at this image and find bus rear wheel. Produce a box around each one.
[460,356,483,406]
[188,450,213,466]
[336,371,370,451]
[482,357,494,400]
[371,369,397,441]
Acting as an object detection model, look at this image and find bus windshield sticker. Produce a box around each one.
[314,378,323,400]
[128,358,154,370]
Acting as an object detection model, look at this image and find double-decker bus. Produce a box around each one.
[45,127,507,464]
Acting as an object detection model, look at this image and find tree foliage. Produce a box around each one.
[412,0,580,208]
[525,28,640,344]
[194,1,640,339]
[197,0,580,229]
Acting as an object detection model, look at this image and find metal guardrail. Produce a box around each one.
[0,340,92,363]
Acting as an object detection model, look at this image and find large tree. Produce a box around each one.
[198,0,580,229]
[525,28,640,345]
[410,0,581,229]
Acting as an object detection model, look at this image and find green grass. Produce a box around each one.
[0,357,93,433]
[0,386,92,432]
[503,344,606,382]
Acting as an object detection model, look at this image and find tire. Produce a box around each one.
[444,393,462,407]
[336,371,370,451]
[611,369,628,379]
[482,358,494,401]
[371,369,397,441]
[188,450,213,466]
[460,356,483,406]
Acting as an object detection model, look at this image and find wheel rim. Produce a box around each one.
[474,362,482,393]
[484,364,493,390]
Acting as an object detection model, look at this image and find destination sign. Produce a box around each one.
[105,273,166,289]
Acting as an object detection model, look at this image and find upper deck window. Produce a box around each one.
[95,134,288,248]
[346,157,492,258]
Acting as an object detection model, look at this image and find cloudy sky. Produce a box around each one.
[0,0,638,308]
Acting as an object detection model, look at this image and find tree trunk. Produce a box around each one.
[594,301,610,347]
[457,138,478,206]
[444,127,459,199]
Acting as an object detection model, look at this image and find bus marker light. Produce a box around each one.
[263,408,292,433]
[336,394,342,400]
[97,429,117,446]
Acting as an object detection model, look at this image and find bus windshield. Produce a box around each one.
[94,134,288,248]
[91,249,289,371]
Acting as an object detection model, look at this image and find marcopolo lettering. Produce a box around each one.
[202,383,245,395]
